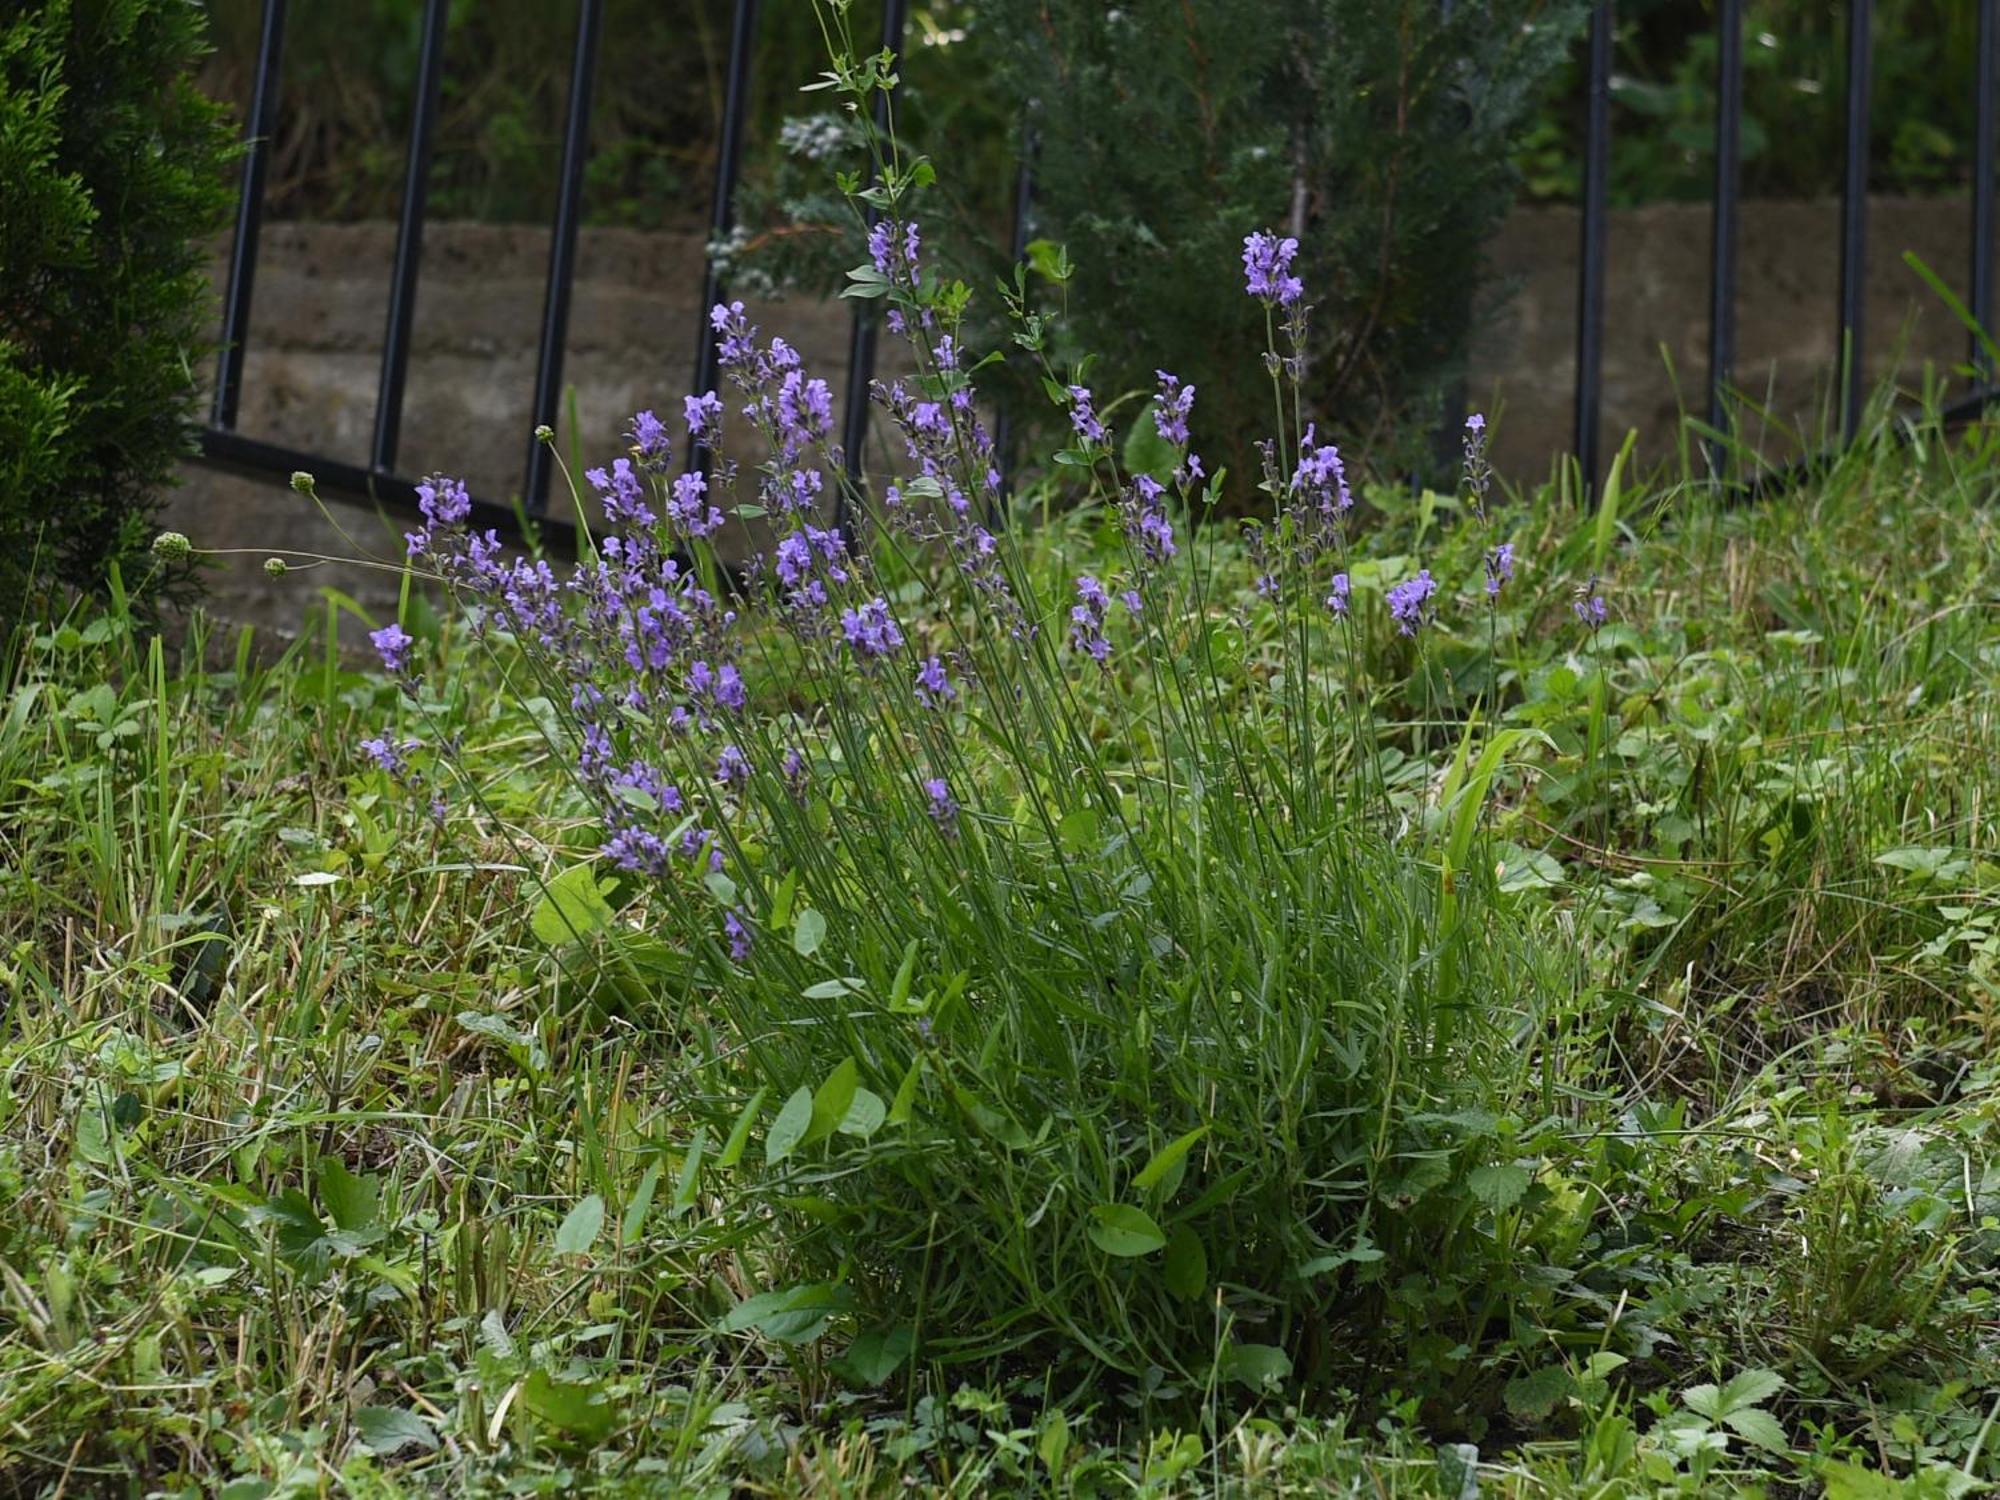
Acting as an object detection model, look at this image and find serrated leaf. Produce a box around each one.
[1133,1125,1207,1193]
[1721,1406,1790,1453]
[1711,1366,1785,1415]
[1504,1365,1573,1423]
[792,907,827,957]
[1087,1203,1166,1257]
[765,1086,813,1165]
[531,863,616,947]
[1467,1162,1531,1213]
[554,1194,604,1257]
[353,1404,437,1455]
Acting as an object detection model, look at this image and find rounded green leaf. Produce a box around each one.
[1087,1203,1167,1257]
[765,1085,813,1165]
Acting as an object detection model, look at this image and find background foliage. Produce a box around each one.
[0,0,234,617]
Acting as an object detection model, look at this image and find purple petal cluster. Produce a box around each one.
[914,654,955,708]
[1123,474,1177,566]
[1386,570,1438,637]
[1242,230,1304,308]
[1485,542,1515,599]
[923,777,958,835]
[370,622,413,675]
[1069,575,1112,664]
[1067,385,1107,447]
[841,597,905,660]
[1326,572,1351,617]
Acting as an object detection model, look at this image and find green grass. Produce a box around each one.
[4,417,2000,1497]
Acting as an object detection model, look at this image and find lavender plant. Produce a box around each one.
[356,15,1563,1392]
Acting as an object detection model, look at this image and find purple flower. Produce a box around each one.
[605,824,671,875]
[1463,412,1493,520]
[868,219,923,284]
[1326,572,1351,617]
[359,735,416,776]
[370,622,413,674]
[1574,588,1609,629]
[1291,426,1352,526]
[1485,542,1515,599]
[405,474,472,559]
[684,390,724,440]
[1125,474,1177,564]
[1066,385,1106,447]
[1386,569,1438,637]
[1069,575,1112,663]
[840,597,905,659]
[629,409,670,463]
[724,910,751,962]
[783,746,809,797]
[588,458,655,529]
[923,777,959,835]
[715,743,750,789]
[668,471,724,539]
[1242,230,1304,308]
[1121,589,1144,616]
[914,654,955,707]
[1153,371,1195,448]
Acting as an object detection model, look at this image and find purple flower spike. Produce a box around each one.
[1326,572,1351,617]
[1066,385,1107,447]
[724,910,751,962]
[1242,230,1304,308]
[1153,371,1195,448]
[841,597,905,660]
[1386,570,1438,637]
[684,390,724,440]
[1485,542,1515,599]
[924,777,959,835]
[914,654,955,708]
[629,409,670,463]
[715,743,751,789]
[370,622,413,674]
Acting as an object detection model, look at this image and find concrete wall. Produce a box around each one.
[165,196,1986,631]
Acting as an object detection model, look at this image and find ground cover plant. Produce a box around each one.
[7,16,2000,1500]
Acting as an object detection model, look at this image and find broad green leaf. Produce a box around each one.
[888,940,920,1010]
[836,1323,914,1386]
[1133,1125,1208,1193]
[792,907,827,957]
[1163,1225,1207,1300]
[765,1086,813,1165]
[1504,1365,1573,1423]
[521,1368,616,1440]
[802,977,866,1001]
[622,1160,662,1242]
[1466,1163,1531,1213]
[318,1158,379,1233]
[554,1194,604,1257]
[670,1128,706,1218]
[1218,1342,1292,1392]
[837,1088,886,1138]
[718,1086,768,1168]
[888,1055,924,1125]
[353,1404,437,1455]
[807,1059,859,1146]
[531,863,616,947]
[720,1282,849,1343]
[951,1087,1030,1149]
[1087,1203,1167,1257]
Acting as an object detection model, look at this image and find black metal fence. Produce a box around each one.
[196,0,2000,547]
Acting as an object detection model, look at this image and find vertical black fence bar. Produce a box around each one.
[1837,0,1873,441]
[989,123,1037,506]
[1706,0,1743,478]
[523,0,604,517]
[838,0,911,527]
[371,0,449,475]
[690,0,760,474]
[1974,0,1997,379]
[1573,1,1612,490]
[211,0,288,430]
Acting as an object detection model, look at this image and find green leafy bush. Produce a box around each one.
[0,0,233,617]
